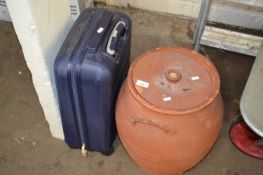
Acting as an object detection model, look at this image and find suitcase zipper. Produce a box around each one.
[69,8,110,156]
[67,9,98,156]
[71,54,88,156]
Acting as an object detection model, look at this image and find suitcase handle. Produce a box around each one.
[106,21,126,55]
[130,117,176,135]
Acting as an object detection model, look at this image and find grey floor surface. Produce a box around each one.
[0,6,262,175]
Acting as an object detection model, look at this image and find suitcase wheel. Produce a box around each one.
[101,147,114,156]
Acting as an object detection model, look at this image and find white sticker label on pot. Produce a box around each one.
[163,96,172,102]
[191,76,200,80]
[97,27,104,33]
[136,80,149,88]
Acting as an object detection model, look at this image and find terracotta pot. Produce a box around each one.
[116,47,223,175]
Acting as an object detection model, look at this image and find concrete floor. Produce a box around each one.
[0,6,262,175]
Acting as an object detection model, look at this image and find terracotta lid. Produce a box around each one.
[127,47,220,115]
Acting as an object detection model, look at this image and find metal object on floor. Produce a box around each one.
[201,26,263,57]
[229,44,263,159]
[240,43,263,137]
[193,0,263,56]
[229,115,263,159]
[193,0,211,51]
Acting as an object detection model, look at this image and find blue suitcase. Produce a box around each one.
[54,8,131,155]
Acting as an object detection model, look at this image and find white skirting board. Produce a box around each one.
[102,0,263,30]
[2,0,94,22]
[200,26,263,56]
[227,0,263,8]
[0,0,11,21]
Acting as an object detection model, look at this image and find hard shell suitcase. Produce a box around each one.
[54,8,131,155]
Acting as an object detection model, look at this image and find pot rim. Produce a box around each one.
[127,47,220,115]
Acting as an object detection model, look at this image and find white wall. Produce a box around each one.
[6,0,74,139]
[6,0,94,140]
